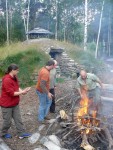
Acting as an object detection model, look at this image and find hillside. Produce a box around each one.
[0,39,113,150]
[0,38,110,86]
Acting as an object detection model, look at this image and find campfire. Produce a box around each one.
[47,82,113,150]
[47,89,113,150]
[77,96,100,134]
[75,95,101,150]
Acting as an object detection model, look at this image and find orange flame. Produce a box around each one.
[77,94,99,134]
[78,96,89,117]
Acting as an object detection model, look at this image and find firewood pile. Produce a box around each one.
[47,79,113,150]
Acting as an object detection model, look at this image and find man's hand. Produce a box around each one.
[48,92,53,100]
[54,86,57,90]
[80,94,84,99]
[24,87,31,92]
[22,87,31,94]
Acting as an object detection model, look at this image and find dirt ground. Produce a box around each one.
[0,80,74,150]
[0,86,39,150]
[0,71,113,150]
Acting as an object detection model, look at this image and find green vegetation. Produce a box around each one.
[56,77,65,83]
[0,43,49,87]
[58,41,105,74]
[0,39,106,87]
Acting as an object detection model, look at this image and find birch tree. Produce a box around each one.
[55,0,58,40]
[26,0,30,41]
[95,0,104,58]
[84,0,88,51]
[6,0,9,45]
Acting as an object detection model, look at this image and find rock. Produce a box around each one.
[40,137,49,145]
[0,138,11,150]
[34,147,48,150]
[26,112,32,115]
[44,141,61,150]
[38,124,46,131]
[28,132,40,144]
[40,135,62,150]
[48,135,61,147]
[48,119,56,124]
[34,146,48,150]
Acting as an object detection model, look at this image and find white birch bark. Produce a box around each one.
[55,0,58,40]
[23,14,27,34]
[84,0,88,51]
[6,0,9,45]
[26,0,30,41]
[108,7,111,57]
[95,0,104,58]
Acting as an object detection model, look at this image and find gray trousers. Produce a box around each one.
[88,87,101,103]
[1,105,25,136]
[88,87,102,113]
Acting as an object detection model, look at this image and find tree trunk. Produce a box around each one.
[95,0,104,58]
[84,0,88,51]
[108,7,111,57]
[6,0,9,45]
[26,0,30,41]
[55,0,58,40]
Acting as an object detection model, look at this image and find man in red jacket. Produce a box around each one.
[0,64,31,139]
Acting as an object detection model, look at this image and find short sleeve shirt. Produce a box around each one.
[76,73,100,90]
[36,67,50,93]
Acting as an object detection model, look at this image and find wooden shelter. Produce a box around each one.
[27,27,54,39]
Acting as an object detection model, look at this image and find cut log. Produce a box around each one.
[81,133,95,150]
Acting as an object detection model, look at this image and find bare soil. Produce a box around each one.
[0,86,46,150]
[0,80,73,150]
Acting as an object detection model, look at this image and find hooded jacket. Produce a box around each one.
[0,74,20,107]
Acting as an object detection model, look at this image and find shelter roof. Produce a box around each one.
[27,27,53,35]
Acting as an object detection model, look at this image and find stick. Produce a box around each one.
[81,133,95,150]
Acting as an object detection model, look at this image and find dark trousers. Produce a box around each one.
[49,88,55,112]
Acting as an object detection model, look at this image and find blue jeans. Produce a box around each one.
[36,90,52,121]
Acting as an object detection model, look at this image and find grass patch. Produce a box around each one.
[0,44,49,87]
[0,39,106,86]
[56,77,65,83]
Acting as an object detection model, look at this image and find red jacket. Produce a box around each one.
[0,74,20,107]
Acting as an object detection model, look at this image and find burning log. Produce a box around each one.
[81,133,95,150]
